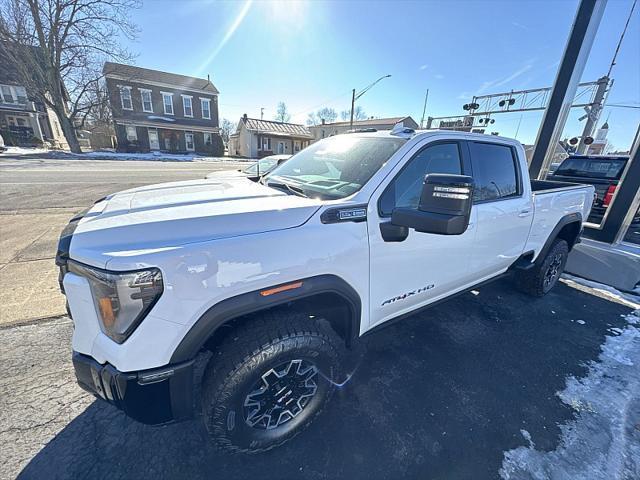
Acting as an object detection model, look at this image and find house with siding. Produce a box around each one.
[308,116,419,143]
[0,48,68,148]
[229,114,312,158]
[103,62,222,154]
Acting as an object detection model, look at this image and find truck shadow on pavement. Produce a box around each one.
[18,280,632,480]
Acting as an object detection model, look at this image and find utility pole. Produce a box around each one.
[578,0,638,154]
[420,89,429,128]
[349,89,356,129]
[576,76,609,154]
[529,0,607,180]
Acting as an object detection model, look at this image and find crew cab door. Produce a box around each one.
[466,141,533,280]
[367,140,477,329]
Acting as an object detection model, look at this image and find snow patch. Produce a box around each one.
[0,146,49,156]
[147,115,175,122]
[561,273,640,309]
[500,310,640,479]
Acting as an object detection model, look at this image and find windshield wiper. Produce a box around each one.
[266,181,309,198]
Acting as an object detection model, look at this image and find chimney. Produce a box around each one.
[321,118,325,125]
[243,113,248,121]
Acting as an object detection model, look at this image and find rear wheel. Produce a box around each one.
[516,238,569,297]
[201,311,344,453]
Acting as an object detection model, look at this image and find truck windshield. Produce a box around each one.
[266,135,406,199]
[554,156,627,179]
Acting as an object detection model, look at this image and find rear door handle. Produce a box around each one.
[518,209,531,217]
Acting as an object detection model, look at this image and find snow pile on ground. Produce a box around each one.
[0,146,252,162]
[52,150,239,162]
[500,307,640,479]
[561,273,640,309]
[0,146,49,156]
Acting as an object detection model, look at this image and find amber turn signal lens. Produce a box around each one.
[260,281,303,297]
[98,297,115,327]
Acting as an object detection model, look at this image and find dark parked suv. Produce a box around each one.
[548,154,630,224]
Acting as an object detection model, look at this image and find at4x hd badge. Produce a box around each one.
[382,284,435,306]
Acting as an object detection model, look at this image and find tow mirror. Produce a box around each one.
[391,174,474,235]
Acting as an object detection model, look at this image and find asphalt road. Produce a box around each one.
[0,155,244,212]
[0,155,244,325]
[1,278,638,480]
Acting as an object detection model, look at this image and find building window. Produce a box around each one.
[263,137,271,151]
[204,132,212,145]
[185,132,195,151]
[125,125,137,141]
[0,84,27,105]
[162,92,174,115]
[120,86,133,110]
[200,98,211,119]
[140,89,153,113]
[182,95,193,117]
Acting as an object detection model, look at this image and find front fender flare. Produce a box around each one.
[170,274,362,363]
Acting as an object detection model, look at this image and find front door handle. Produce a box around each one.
[518,209,532,217]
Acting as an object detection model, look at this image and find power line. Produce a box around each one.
[607,0,637,78]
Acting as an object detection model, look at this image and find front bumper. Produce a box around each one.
[73,352,195,425]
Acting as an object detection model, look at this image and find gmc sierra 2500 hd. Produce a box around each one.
[57,128,594,453]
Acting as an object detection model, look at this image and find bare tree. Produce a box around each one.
[340,107,368,122]
[274,101,290,123]
[0,0,140,152]
[306,112,318,126]
[220,118,236,144]
[80,79,112,131]
[306,107,337,126]
[353,105,367,121]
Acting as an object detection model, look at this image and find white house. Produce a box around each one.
[229,114,313,158]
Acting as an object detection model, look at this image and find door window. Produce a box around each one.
[125,125,137,141]
[379,142,462,216]
[185,132,195,151]
[469,142,520,202]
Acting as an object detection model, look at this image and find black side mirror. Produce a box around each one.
[391,174,474,235]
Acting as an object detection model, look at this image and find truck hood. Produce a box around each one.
[69,178,321,268]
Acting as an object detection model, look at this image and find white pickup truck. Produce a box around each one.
[57,129,594,453]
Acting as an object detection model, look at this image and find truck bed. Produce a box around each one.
[524,180,595,263]
[530,179,585,193]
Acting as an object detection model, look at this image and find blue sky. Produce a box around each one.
[127,0,639,150]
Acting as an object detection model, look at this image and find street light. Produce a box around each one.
[350,74,392,129]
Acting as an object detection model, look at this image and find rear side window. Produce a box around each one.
[379,142,462,215]
[469,142,519,202]
[555,157,627,179]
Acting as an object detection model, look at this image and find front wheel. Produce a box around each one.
[201,311,344,453]
[515,238,569,297]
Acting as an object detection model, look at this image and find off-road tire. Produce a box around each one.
[516,238,569,297]
[200,311,344,454]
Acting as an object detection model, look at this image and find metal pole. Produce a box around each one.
[420,89,429,128]
[576,76,609,154]
[349,89,355,129]
[529,0,607,179]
